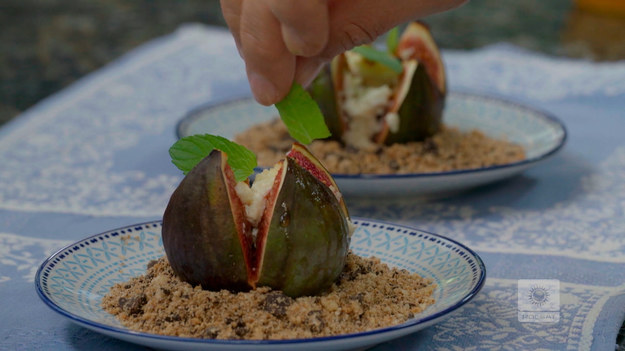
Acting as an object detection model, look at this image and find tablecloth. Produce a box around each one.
[1,24,625,350]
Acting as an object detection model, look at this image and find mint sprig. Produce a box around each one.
[170,84,330,179]
[275,83,331,144]
[351,46,403,73]
[386,27,399,54]
[169,134,256,182]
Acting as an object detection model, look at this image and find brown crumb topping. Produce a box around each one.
[234,118,526,174]
[102,253,435,340]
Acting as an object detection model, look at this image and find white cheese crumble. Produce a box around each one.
[234,164,281,226]
[384,112,400,133]
[342,71,392,151]
[347,220,357,237]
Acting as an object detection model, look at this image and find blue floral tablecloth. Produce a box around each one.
[1,25,625,350]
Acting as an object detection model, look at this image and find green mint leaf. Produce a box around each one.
[275,83,331,144]
[386,27,399,54]
[169,134,257,182]
[351,45,403,73]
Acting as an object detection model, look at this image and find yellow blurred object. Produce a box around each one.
[562,4,625,60]
[575,0,625,17]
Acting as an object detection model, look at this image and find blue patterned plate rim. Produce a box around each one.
[35,218,486,346]
[176,91,567,180]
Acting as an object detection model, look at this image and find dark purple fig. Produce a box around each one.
[162,143,351,297]
[162,151,251,292]
[394,22,446,95]
[308,21,446,149]
[376,60,444,144]
[286,143,350,219]
[377,22,445,144]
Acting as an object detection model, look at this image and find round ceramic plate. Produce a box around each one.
[177,92,566,197]
[36,219,485,351]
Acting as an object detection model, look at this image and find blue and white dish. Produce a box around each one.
[36,219,485,351]
[177,92,566,197]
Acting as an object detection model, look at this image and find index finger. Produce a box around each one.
[268,0,329,57]
[220,0,243,55]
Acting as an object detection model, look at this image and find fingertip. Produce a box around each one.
[249,72,280,106]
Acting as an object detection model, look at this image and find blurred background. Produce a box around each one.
[1,0,624,127]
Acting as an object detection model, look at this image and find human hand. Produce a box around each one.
[221,0,467,106]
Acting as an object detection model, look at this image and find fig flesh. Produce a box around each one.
[308,21,446,149]
[162,143,351,297]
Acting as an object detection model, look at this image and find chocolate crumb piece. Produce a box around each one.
[164,313,181,322]
[349,292,365,303]
[102,254,435,340]
[147,259,158,269]
[261,291,294,318]
[422,139,438,154]
[306,310,325,333]
[235,120,526,174]
[340,263,367,282]
[389,160,400,170]
[233,319,249,338]
[204,327,220,339]
[118,294,147,315]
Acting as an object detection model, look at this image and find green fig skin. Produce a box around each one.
[162,151,250,292]
[256,158,350,297]
[381,61,444,145]
[288,142,350,220]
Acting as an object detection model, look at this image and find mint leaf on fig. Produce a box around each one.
[351,46,403,73]
[386,26,399,54]
[275,83,331,144]
[169,134,256,182]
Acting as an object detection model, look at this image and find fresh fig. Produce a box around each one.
[308,57,345,142]
[308,21,446,150]
[162,143,351,297]
[394,22,446,94]
[376,59,444,144]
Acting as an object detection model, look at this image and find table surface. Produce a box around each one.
[2,2,625,351]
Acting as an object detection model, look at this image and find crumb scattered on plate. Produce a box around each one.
[102,253,435,340]
[235,118,526,174]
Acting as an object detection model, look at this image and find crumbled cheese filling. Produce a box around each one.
[384,112,400,133]
[235,162,355,237]
[234,164,281,227]
[342,71,392,151]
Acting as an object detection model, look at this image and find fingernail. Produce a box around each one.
[285,37,307,57]
[283,27,321,57]
[249,72,279,106]
[296,60,323,87]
